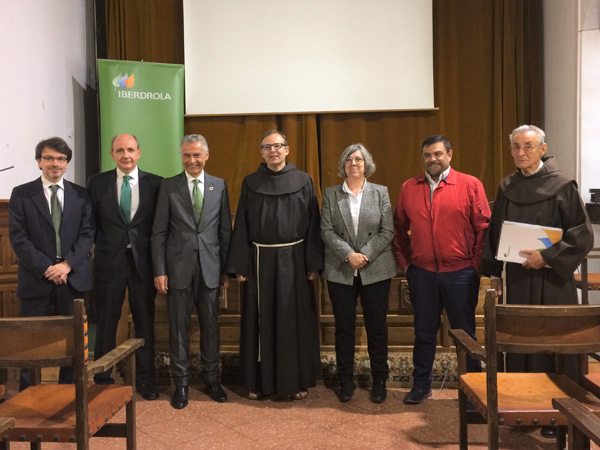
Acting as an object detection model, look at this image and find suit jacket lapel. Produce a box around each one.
[62,180,75,227]
[32,178,53,227]
[130,169,146,225]
[176,172,196,222]
[106,170,125,224]
[198,173,213,231]
[335,187,356,245]
[356,183,375,244]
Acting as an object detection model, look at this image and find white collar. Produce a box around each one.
[41,175,64,190]
[185,170,205,184]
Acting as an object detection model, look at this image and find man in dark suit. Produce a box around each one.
[87,134,162,400]
[9,136,94,390]
[152,134,232,409]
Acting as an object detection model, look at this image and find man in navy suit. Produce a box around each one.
[152,134,232,409]
[9,136,94,390]
[87,134,162,400]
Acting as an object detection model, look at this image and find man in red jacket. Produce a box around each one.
[393,135,490,404]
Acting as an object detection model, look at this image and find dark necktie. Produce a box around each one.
[50,184,62,257]
[193,179,203,223]
[120,175,132,223]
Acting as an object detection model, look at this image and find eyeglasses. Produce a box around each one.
[41,156,68,163]
[260,143,287,151]
[345,157,364,164]
[510,143,538,152]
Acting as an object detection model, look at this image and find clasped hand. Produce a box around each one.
[348,252,368,269]
[44,261,70,285]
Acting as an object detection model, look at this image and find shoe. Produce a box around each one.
[541,426,557,439]
[247,390,263,400]
[170,386,189,409]
[291,389,308,400]
[137,381,159,401]
[338,381,355,403]
[403,385,432,404]
[370,381,387,404]
[206,382,228,403]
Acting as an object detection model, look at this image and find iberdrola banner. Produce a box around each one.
[98,59,184,177]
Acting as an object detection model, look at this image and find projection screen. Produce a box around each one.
[183,0,433,115]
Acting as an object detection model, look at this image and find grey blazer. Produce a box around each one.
[151,171,232,290]
[321,181,397,285]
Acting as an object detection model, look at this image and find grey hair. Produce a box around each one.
[110,134,139,149]
[509,125,546,146]
[180,134,209,153]
[338,143,376,178]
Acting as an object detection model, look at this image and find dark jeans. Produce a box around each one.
[406,265,481,389]
[328,276,391,383]
[19,283,79,391]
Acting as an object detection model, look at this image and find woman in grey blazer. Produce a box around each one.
[321,143,397,404]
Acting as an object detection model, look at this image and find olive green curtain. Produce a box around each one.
[105,0,543,211]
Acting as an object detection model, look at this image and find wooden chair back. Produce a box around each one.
[487,296,600,357]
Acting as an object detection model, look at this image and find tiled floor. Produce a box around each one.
[4,382,567,449]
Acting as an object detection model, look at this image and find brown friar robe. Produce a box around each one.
[480,155,593,374]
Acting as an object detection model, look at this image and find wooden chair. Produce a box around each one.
[0,299,143,450]
[553,398,600,450]
[574,247,600,305]
[450,289,600,450]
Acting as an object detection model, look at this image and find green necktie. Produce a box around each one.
[193,179,203,223]
[120,175,132,223]
[50,184,62,257]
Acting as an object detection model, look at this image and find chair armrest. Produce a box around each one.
[449,329,486,361]
[88,338,144,376]
[0,416,15,434]
[553,398,600,446]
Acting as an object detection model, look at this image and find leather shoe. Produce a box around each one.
[541,426,557,439]
[171,386,188,409]
[338,381,355,403]
[370,381,387,404]
[403,385,432,404]
[206,382,228,403]
[137,381,159,401]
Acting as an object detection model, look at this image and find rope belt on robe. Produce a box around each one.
[252,238,304,361]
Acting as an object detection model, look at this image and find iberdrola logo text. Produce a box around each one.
[112,73,172,101]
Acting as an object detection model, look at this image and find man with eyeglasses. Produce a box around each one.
[8,136,94,390]
[87,134,162,400]
[480,124,593,439]
[225,130,323,401]
[393,135,491,405]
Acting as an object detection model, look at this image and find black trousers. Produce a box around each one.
[93,248,156,384]
[167,263,221,387]
[19,283,80,391]
[327,276,391,383]
[405,264,481,389]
